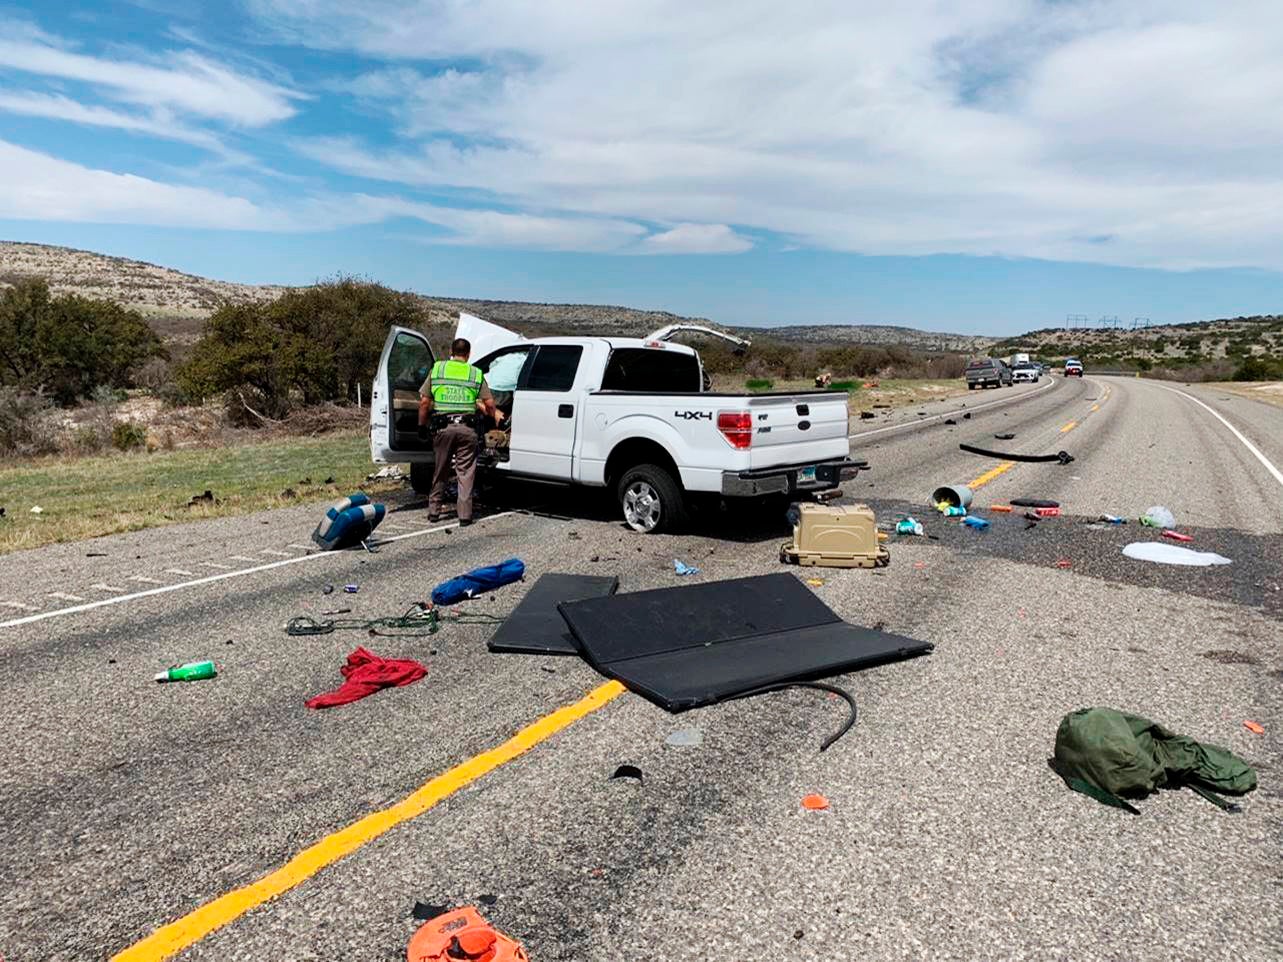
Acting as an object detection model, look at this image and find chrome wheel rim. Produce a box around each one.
[623,481,661,532]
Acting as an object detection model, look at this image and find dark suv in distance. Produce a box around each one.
[965,357,1013,389]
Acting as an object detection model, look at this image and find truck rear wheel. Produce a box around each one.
[618,463,688,533]
[410,461,434,495]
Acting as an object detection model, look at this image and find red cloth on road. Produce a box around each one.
[305,645,427,709]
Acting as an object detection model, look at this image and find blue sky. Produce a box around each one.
[2,1,1282,335]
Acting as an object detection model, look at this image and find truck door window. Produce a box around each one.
[524,345,583,391]
[601,348,700,392]
[389,332,432,391]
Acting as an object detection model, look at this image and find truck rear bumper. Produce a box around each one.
[721,458,867,497]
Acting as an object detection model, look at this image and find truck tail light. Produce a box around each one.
[717,411,753,449]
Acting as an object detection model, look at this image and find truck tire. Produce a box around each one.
[967,382,975,390]
[410,461,434,495]
[617,463,688,533]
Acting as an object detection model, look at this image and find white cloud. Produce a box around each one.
[640,224,752,255]
[0,138,648,250]
[0,31,300,126]
[258,0,1283,268]
[0,91,235,155]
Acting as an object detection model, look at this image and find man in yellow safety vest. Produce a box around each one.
[418,338,503,525]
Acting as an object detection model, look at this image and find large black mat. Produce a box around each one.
[488,573,620,655]
[557,572,933,711]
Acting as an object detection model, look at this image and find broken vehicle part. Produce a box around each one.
[488,573,619,655]
[960,443,1074,464]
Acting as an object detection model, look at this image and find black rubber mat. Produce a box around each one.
[557,572,933,711]
[488,573,620,655]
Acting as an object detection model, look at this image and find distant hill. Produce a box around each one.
[990,316,1283,366]
[1,240,984,352]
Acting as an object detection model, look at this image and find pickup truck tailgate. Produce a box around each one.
[745,393,849,469]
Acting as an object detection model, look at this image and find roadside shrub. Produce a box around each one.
[179,277,425,420]
[746,377,774,390]
[1231,356,1282,381]
[0,386,60,457]
[829,380,858,391]
[0,278,166,404]
[111,420,148,451]
[72,424,106,452]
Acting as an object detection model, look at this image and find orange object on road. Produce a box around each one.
[408,907,529,962]
[989,505,1013,513]
[1054,558,1072,569]
[1034,506,1061,518]
[1244,720,1265,735]
[1161,530,1194,543]
[801,793,830,811]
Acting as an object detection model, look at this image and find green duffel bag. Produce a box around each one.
[1054,707,1258,814]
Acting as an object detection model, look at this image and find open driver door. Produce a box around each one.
[370,326,436,468]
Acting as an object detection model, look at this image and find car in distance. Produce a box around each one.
[1064,358,1084,377]
[965,357,1013,389]
[1011,362,1040,383]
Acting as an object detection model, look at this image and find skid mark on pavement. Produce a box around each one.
[110,679,627,962]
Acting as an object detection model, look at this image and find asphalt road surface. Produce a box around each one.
[2,375,1280,962]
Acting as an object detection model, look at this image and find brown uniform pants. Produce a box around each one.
[429,422,478,521]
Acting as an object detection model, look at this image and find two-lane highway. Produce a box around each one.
[2,374,1279,962]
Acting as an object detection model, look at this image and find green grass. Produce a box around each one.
[829,380,859,391]
[745,377,774,390]
[0,430,399,554]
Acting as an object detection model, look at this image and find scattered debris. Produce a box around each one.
[931,484,973,509]
[610,764,644,783]
[912,561,927,569]
[1123,542,1231,567]
[962,412,972,420]
[344,584,359,593]
[990,505,1013,513]
[406,906,529,962]
[674,558,701,576]
[1244,720,1265,735]
[187,490,216,507]
[961,516,990,530]
[894,517,923,536]
[432,558,525,606]
[488,573,619,656]
[806,577,825,586]
[30,505,43,514]
[412,902,448,921]
[1161,530,1193,543]
[801,794,830,811]
[1053,707,1257,814]
[305,646,427,709]
[1011,499,1059,508]
[872,403,891,409]
[87,551,107,557]
[366,465,405,481]
[1099,515,1126,524]
[937,504,966,517]
[1054,558,1072,569]
[322,584,334,594]
[665,728,704,747]
[321,607,352,616]
[994,432,1016,440]
[155,660,217,683]
[960,443,1074,465]
[944,418,957,425]
[323,475,335,484]
[859,410,876,420]
[1034,506,1061,518]
[1140,505,1176,529]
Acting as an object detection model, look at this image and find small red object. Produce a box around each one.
[801,794,830,811]
[1161,530,1193,542]
[1054,558,1072,569]
[990,504,1013,513]
[1035,506,1061,518]
[1244,720,1265,735]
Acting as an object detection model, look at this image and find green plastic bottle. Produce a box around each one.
[155,660,217,683]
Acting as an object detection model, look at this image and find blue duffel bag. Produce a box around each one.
[431,558,525,606]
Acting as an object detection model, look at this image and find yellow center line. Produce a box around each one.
[111,680,627,962]
[967,460,1016,489]
[1090,404,1099,412]
[1059,420,1077,433]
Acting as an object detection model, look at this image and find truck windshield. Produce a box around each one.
[601,348,701,392]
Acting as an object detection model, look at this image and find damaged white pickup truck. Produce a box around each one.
[370,313,864,532]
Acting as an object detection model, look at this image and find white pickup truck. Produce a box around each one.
[370,313,864,532]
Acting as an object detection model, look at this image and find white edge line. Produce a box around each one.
[1151,383,1283,489]
[848,376,1057,441]
[0,512,514,630]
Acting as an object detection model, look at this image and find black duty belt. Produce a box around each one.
[433,413,476,427]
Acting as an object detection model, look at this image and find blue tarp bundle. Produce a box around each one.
[431,558,525,606]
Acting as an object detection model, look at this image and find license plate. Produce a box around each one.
[799,466,817,483]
